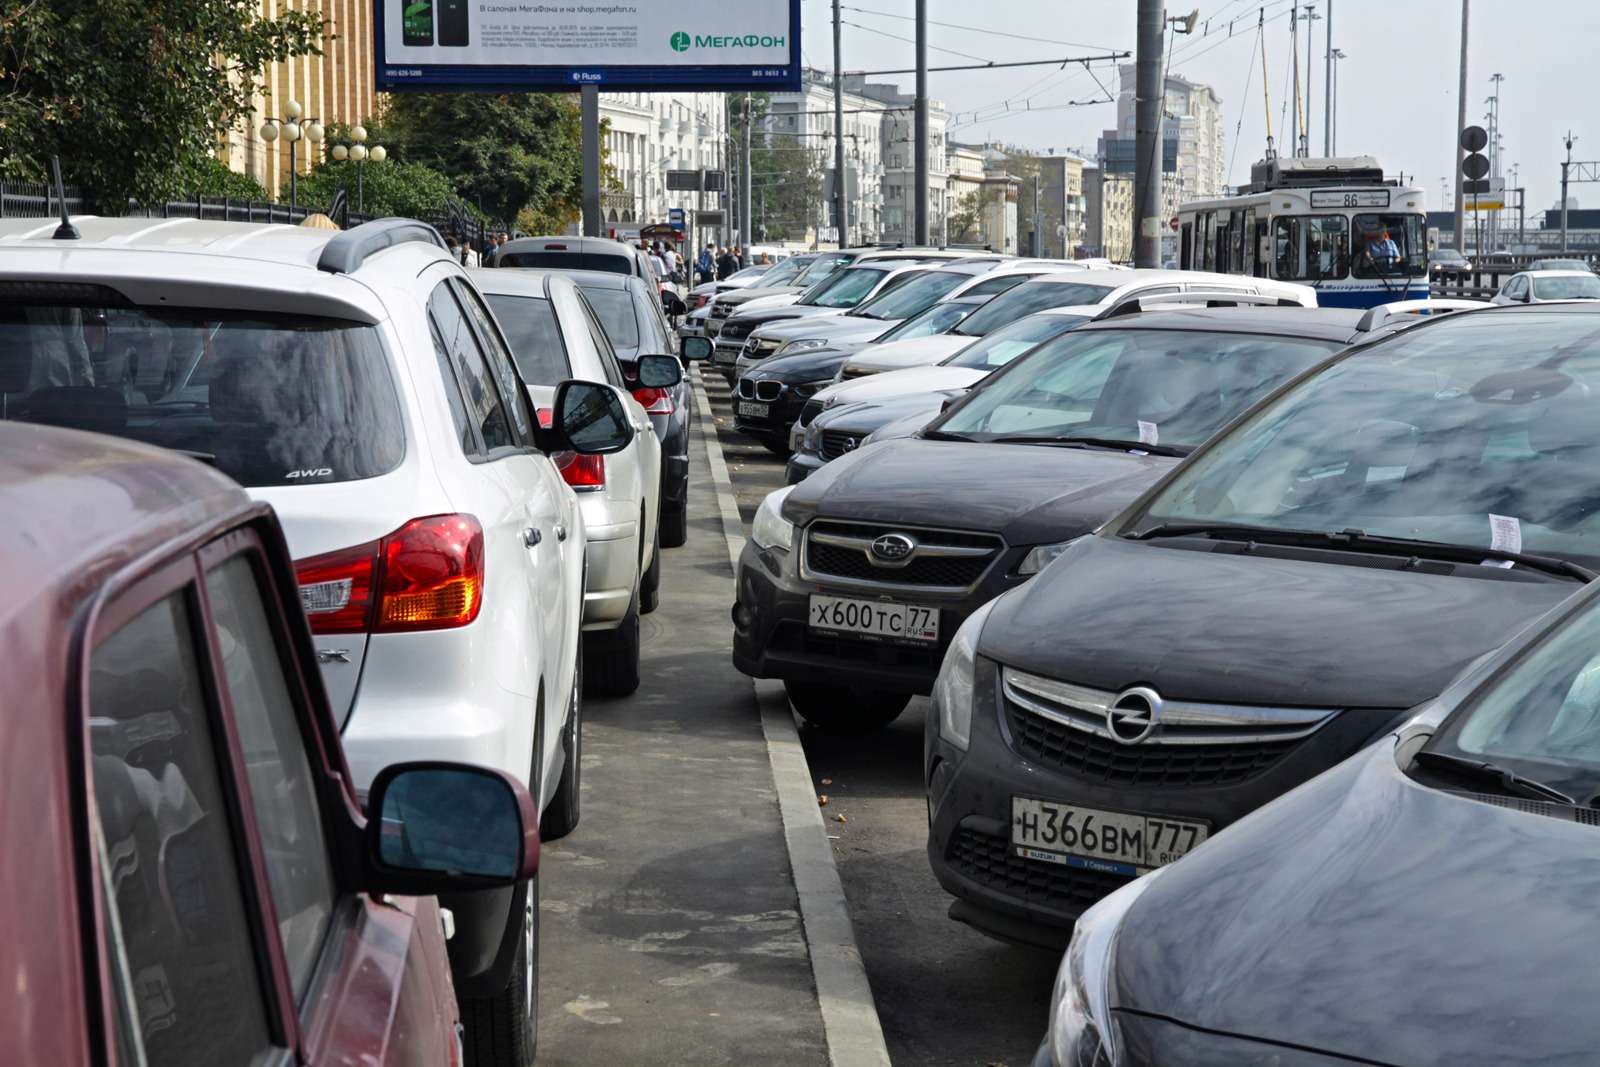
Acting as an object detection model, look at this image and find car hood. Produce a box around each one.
[784,438,1172,545]
[817,366,987,408]
[751,349,851,383]
[756,315,899,344]
[983,534,1572,708]
[1115,740,1600,1067]
[846,335,971,371]
[720,292,801,317]
[819,390,957,434]
[717,286,804,308]
[735,305,844,329]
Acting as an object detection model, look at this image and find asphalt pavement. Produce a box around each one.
[699,371,1060,1067]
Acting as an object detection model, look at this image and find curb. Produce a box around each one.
[691,368,894,1067]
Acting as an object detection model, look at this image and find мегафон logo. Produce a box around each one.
[669,31,786,51]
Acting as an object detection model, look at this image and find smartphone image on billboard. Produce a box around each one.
[439,0,469,46]
[402,0,433,47]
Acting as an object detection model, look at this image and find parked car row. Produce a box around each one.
[0,218,708,1066]
[725,272,1600,1063]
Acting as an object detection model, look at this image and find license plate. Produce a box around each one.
[738,401,770,417]
[1011,797,1208,876]
[808,594,939,643]
[714,346,739,364]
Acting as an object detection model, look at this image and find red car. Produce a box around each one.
[1,421,541,1065]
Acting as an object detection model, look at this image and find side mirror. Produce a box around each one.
[554,379,634,454]
[366,762,538,894]
[637,354,682,388]
[1521,290,1533,303]
[682,336,714,362]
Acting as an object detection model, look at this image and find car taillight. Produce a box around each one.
[692,294,710,309]
[555,451,605,490]
[536,406,554,429]
[631,386,674,414]
[294,514,485,635]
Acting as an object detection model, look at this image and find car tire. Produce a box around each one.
[661,501,689,548]
[460,877,539,1067]
[540,649,583,841]
[760,435,790,457]
[640,521,661,615]
[784,681,912,733]
[584,588,641,697]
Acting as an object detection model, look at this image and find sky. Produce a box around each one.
[799,0,1597,215]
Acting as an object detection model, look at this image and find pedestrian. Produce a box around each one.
[647,242,669,279]
[716,245,739,281]
[663,242,681,280]
[734,246,747,270]
[697,242,715,284]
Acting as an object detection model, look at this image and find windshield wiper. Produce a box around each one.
[993,434,1189,458]
[1124,523,1595,582]
[920,428,979,443]
[168,448,219,466]
[1412,749,1575,805]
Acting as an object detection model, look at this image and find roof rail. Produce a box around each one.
[1097,290,1304,319]
[317,218,449,275]
[1355,297,1490,333]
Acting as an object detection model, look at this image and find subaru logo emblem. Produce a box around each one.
[1106,686,1163,745]
[869,533,916,563]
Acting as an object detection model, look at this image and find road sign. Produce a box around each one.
[1460,126,1489,152]
[1462,154,1490,180]
[669,208,686,233]
[1464,179,1491,194]
[376,0,801,92]
[698,210,726,227]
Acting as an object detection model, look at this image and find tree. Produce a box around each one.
[946,190,982,245]
[0,0,323,206]
[750,135,825,241]
[179,155,268,201]
[382,92,583,231]
[299,158,456,221]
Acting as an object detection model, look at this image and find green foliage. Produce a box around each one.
[382,92,583,229]
[750,134,824,242]
[299,157,456,221]
[946,190,982,245]
[177,155,267,201]
[0,0,324,207]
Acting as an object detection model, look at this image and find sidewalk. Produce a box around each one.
[534,396,830,1065]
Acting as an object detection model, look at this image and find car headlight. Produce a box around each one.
[751,486,795,553]
[792,379,830,400]
[933,598,997,750]
[1017,538,1081,576]
[779,338,831,355]
[1048,874,1158,1067]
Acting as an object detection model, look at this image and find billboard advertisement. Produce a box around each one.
[378,0,802,91]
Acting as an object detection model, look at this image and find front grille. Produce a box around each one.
[798,399,826,427]
[720,321,754,341]
[1005,701,1304,787]
[736,378,755,399]
[711,303,735,319]
[736,378,782,402]
[820,430,862,459]
[947,827,1130,915]
[803,519,1003,592]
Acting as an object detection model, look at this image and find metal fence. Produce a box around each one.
[0,180,375,227]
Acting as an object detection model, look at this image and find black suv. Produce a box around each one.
[733,307,1383,733]
[926,303,1600,947]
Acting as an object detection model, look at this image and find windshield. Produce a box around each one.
[1532,260,1589,271]
[1351,213,1427,279]
[483,294,573,384]
[795,253,854,286]
[1133,312,1600,566]
[804,268,889,309]
[756,258,809,286]
[0,300,403,487]
[1534,275,1600,300]
[849,271,966,321]
[943,313,1089,370]
[1430,598,1600,797]
[952,280,1114,337]
[877,302,975,342]
[575,287,640,349]
[934,328,1339,448]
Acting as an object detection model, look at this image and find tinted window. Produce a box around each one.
[962,273,1033,297]
[937,328,1339,448]
[206,555,336,1004]
[90,592,274,1066]
[952,280,1115,337]
[1534,275,1600,300]
[483,294,573,385]
[851,270,966,320]
[1136,313,1600,567]
[496,251,634,275]
[429,284,514,451]
[454,282,534,446]
[578,287,641,349]
[0,303,404,487]
[944,313,1089,369]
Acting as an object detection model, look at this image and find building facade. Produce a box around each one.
[763,77,886,244]
[597,92,730,237]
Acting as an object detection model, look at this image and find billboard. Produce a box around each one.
[377,0,802,91]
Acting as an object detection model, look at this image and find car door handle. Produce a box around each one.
[554,523,568,542]
[523,527,542,548]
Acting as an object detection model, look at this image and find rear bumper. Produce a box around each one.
[580,502,639,628]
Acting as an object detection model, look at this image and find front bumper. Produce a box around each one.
[732,538,1024,696]
[924,665,1406,938]
[732,387,813,442]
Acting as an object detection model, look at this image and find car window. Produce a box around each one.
[1503,277,1527,299]
[851,270,966,321]
[877,302,975,342]
[575,293,628,390]
[0,302,404,488]
[962,274,1033,297]
[805,268,891,309]
[944,314,1090,369]
[1534,275,1600,300]
[206,553,337,1005]
[453,281,536,446]
[577,286,641,350]
[496,250,634,274]
[482,293,574,385]
[428,283,515,452]
[428,310,480,456]
[951,280,1115,337]
[89,590,276,1066]
[795,253,853,285]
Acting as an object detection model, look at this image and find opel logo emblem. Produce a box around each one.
[1106,686,1163,745]
[869,533,916,563]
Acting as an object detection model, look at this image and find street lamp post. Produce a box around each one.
[330,125,386,216]
[259,99,324,212]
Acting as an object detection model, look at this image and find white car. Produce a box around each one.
[835,269,1316,379]
[473,268,668,696]
[1491,269,1600,305]
[0,215,631,1062]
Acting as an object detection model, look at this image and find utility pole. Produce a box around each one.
[1331,49,1345,154]
[581,85,600,237]
[1289,5,1298,156]
[742,93,753,247]
[1133,0,1164,267]
[1488,73,1503,249]
[1453,0,1469,251]
[833,0,847,249]
[1322,0,1333,155]
[913,0,929,245]
[1303,5,1318,157]
[1562,131,1576,253]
